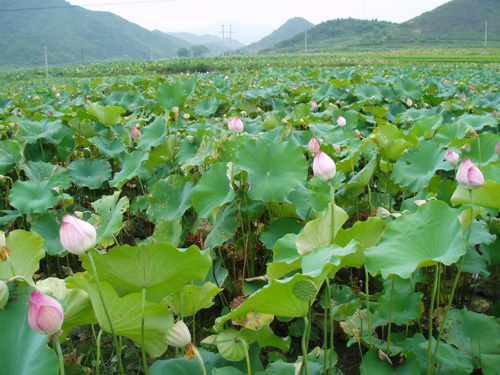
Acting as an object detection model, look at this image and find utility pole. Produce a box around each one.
[485,20,488,55]
[220,25,225,56]
[229,25,233,56]
[44,47,49,81]
[81,48,84,65]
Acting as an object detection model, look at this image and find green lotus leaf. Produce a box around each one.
[464,133,500,167]
[393,77,424,100]
[67,158,112,189]
[138,117,167,151]
[365,200,466,279]
[165,281,221,315]
[36,277,97,339]
[147,219,182,247]
[217,329,248,362]
[354,85,382,102]
[66,272,173,358]
[109,150,147,188]
[192,162,235,218]
[372,124,419,161]
[86,103,125,125]
[235,139,307,202]
[92,136,126,158]
[456,113,497,132]
[240,325,291,352]
[147,174,194,223]
[411,114,443,138]
[260,217,303,251]
[0,230,44,282]
[103,90,144,110]
[81,244,211,303]
[300,240,360,278]
[391,141,452,193]
[266,233,301,280]
[0,140,22,175]
[359,348,395,375]
[9,179,59,214]
[377,276,423,325]
[21,161,72,189]
[19,119,62,144]
[157,81,188,110]
[194,98,220,117]
[311,84,345,102]
[451,180,500,209]
[0,279,59,375]
[91,191,130,247]
[204,204,239,250]
[29,211,65,256]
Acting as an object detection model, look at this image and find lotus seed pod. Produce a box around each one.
[165,320,191,348]
[292,279,317,301]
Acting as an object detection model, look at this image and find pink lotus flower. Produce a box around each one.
[46,110,51,117]
[406,98,413,106]
[311,100,318,108]
[52,86,57,92]
[59,215,97,255]
[131,126,141,139]
[445,150,460,165]
[457,158,484,190]
[308,137,320,153]
[28,290,64,336]
[337,116,346,127]
[61,84,66,89]
[313,151,336,181]
[228,116,244,133]
[493,109,498,117]
[460,92,466,100]
[496,141,500,156]
[19,87,23,91]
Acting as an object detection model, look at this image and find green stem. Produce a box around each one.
[96,328,103,375]
[431,190,474,372]
[241,338,252,375]
[194,347,207,375]
[87,251,124,375]
[53,335,65,375]
[330,184,335,245]
[323,278,329,374]
[141,287,148,374]
[364,267,373,348]
[301,314,310,375]
[427,264,440,375]
[386,275,396,354]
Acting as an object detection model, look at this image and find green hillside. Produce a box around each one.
[273,0,500,52]
[242,17,314,52]
[0,0,180,69]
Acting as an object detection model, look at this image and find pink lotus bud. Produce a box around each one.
[28,290,64,335]
[165,320,191,348]
[61,84,66,89]
[445,150,460,165]
[19,87,23,91]
[225,75,229,80]
[406,98,413,106]
[470,88,474,94]
[337,116,346,127]
[228,116,244,133]
[493,109,498,117]
[313,151,336,181]
[308,137,320,153]
[52,86,57,92]
[209,80,213,84]
[131,126,141,139]
[311,100,318,108]
[59,215,97,255]
[46,110,51,117]
[460,92,466,100]
[68,100,73,106]
[457,158,484,190]
[496,141,500,156]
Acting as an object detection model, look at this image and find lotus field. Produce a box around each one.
[1,58,500,375]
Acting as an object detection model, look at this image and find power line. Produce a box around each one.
[0,0,176,12]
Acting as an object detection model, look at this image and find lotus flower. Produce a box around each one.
[337,116,346,127]
[460,92,466,100]
[228,116,244,133]
[311,100,318,108]
[28,290,64,335]
[165,320,191,348]
[493,109,498,117]
[59,215,97,255]
[496,141,500,156]
[406,98,413,106]
[313,151,336,181]
[445,150,460,165]
[456,158,484,190]
[308,137,320,153]
[131,126,141,139]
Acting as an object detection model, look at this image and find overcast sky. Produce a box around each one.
[66,0,452,44]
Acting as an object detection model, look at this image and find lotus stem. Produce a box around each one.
[431,190,474,372]
[87,251,124,375]
[323,278,329,374]
[301,314,310,375]
[241,338,251,375]
[53,335,65,375]
[364,267,374,348]
[193,347,207,375]
[387,275,396,354]
[96,328,103,375]
[141,287,148,374]
[427,264,440,375]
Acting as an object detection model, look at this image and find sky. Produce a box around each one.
[66,0,453,45]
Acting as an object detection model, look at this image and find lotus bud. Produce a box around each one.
[460,143,472,153]
[172,106,179,114]
[414,199,429,207]
[281,118,288,124]
[131,126,141,140]
[52,86,57,92]
[313,151,336,182]
[0,280,8,309]
[460,92,466,101]
[457,158,484,190]
[337,116,346,127]
[46,110,51,117]
[51,187,60,196]
[308,137,320,153]
[240,110,247,117]
[352,129,361,138]
[445,150,460,165]
[496,141,500,156]
[311,100,318,108]
[59,215,97,255]
[19,87,23,91]
[228,116,244,133]
[376,207,392,219]
[493,109,498,117]
[406,98,413,106]
[165,320,191,348]
[28,290,64,335]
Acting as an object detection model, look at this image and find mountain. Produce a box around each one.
[0,0,180,69]
[168,32,244,49]
[272,0,500,53]
[242,17,314,52]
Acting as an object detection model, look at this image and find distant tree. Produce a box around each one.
[192,45,210,57]
[177,48,190,58]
